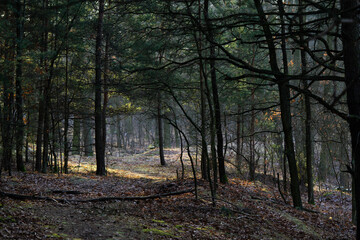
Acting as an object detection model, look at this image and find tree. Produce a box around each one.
[15,0,25,172]
[94,0,106,176]
[341,0,360,237]
[253,0,302,209]
[204,0,227,184]
[298,0,314,204]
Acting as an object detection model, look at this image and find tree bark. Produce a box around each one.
[341,1,360,238]
[236,104,242,175]
[95,0,106,175]
[15,0,25,172]
[64,36,69,174]
[2,19,14,176]
[194,2,208,180]
[204,0,227,184]
[157,93,166,166]
[82,118,93,156]
[72,117,81,155]
[102,31,110,158]
[297,0,314,205]
[254,0,302,208]
[35,0,49,172]
[249,88,255,181]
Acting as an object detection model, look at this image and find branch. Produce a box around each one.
[0,188,194,203]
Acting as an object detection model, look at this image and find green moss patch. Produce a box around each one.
[142,228,179,238]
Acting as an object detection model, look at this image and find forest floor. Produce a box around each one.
[0,148,355,239]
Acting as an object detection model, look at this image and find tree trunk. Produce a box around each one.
[64,47,69,174]
[157,94,166,166]
[204,0,227,184]
[236,104,242,175]
[15,0,25,172]
[102,31,110,158]
[278,82,302,208]
[72,117,81,155]
[41,96,50,173]
[341,1,360,238]
[35,0,48,172]
[298,0,314,205]
[254,0,302,208]
[264,135,267,177]
[164,120,171,149]
[249,88,255,181]
[116,115,122,149]
[2,23,14,176]
[95,0,106,175]
[203,55,217,188]
[82,118,93,156]
[195,2,208,180]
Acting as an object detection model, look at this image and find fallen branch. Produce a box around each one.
[0,188,194,203]
[51,190,82,195]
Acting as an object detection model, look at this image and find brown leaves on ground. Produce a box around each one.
[0,149,355,239]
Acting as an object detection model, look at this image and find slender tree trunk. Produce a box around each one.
[2,29,14,176]
[264,135,267,177]
[254,0,302,208]
[203,59,218,188]
[41,95,50,173]
[72,117,80,155]
[341,1,360,238]
[95,0,106,175]
[42,0,55,173]
[298,0,314,205]
[236,104,242,174]
[82,118,93,156]
[50,109,58,173]
[164,120,171,148]
[116,116,122,149]
[64,42,69,173]
[278,83,302,208]
[35,94,45,172]
[204,0,227,184]
[249,89,255,181]
[35,0,48,172]
[102,31,110,159]
[179,131,185,179]
[157,94,166,166]
[195,1,208,180]
[15,0,25,172]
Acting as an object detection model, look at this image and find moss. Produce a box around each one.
[47,233,61,238]
[152,219,166,224]
[142,228,178,238]
[195,226,214,231]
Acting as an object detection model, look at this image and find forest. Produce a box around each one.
[0,0,359,239]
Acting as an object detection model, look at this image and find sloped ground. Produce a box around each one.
[0,149,355,239]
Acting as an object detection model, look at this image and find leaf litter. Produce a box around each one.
[0,149,355,239]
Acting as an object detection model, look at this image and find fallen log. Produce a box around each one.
[0,188,194,203]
